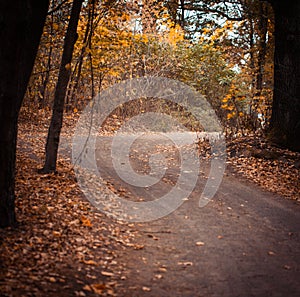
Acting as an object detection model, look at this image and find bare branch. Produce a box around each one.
[184,2,245,22]
[47,0,70,15]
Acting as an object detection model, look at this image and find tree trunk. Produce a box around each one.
[66,0,95,111]
[0,0,49,228]
[41,0,83,173]
[39,6,55,109]
[269,0,300,151]
[256,2,269,93]
[179,0,185,30]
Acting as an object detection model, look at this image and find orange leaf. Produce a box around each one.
[81,216,92,227]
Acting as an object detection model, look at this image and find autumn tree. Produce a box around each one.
[20,0,299,151]
[170,0,299,149]
[0,0,49,227]
[40,0,84,173]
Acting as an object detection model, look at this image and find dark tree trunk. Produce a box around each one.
[180,0,185,30]
[269,0,300,151]
[41,0,83,173]
[0,0,49,228]
[67,0,95,111]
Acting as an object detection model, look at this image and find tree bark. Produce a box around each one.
[0,0,49,227]
[41,0,83,173]
[67,0,95,111]
[269,0,300,151]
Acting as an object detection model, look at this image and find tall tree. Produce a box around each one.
[40,0,84,173]
[171,0,299,150]
[268,0,300,151]
[0,0,49,227]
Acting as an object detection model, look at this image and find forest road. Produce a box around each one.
[66,132,300,297]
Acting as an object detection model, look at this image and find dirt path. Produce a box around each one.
[16,131,300,297]
[116,176,299,297]
[70,132,300,297]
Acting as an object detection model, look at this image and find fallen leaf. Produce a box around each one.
[178,261,193,266]
[81,216,92,227]
[101,271,114,277]
[83,285,92,291]
[196,241,205,246]
[83,259,97,265]
[52,231,61,237]
[134,244,145,250]
[91,283,106,294]
[154,274,163,279]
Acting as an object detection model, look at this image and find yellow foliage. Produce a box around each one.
[227,113,234,120]
[108,69,120,77]
[166,25,184,47]
[222,82,247,122]
[200,20,235,47]
[202,27,211,35]
[52,23,59,30]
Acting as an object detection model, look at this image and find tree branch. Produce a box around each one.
[184,3,245,21]
[47,0,69,15]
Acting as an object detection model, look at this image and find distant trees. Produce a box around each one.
[20,0,299,151]
[168,0,275,134]
[165,0,299,150]
[0,0,49,227]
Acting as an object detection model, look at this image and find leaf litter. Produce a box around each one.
[1,111,299,296]
[0,112,141,297]
[225,135,300,201]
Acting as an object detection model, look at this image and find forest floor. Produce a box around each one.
[0,109,299,297]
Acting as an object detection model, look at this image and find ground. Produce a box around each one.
[0,109,299,296]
